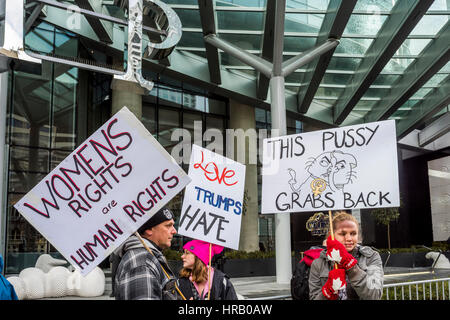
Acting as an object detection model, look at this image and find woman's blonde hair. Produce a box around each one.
[179,255,208,284]
[329,210,362,242]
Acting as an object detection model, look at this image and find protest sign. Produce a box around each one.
[14,107,190,275]
[261,120,400,214]
[178,145,246,250]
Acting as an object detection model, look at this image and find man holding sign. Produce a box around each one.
[113,207,183,300]
[13,107,191,299]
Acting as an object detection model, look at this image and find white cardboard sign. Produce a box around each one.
[14,107,191,275]
[261,120,400,214]
[178,145,246,250]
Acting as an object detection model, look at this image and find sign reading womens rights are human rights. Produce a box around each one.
[261,120,400,214]
[178,145,246,250]
[14,107,190,275]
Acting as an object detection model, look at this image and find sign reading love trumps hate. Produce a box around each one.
[261,120,400,214]
[178,145,246,250]
[14,107,190,275]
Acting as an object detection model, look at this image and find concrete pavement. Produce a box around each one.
[39,267,450,300]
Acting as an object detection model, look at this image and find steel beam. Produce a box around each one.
[297,0,356,114]
[366,20,450,123]
[256,0,276,100]
[204,33,272,78]
[25,3,45,33]
[333,0,434,125]
[74,0,113,43]
[198,0,221,84]
[281,39,339,77]
[397,76,450,139]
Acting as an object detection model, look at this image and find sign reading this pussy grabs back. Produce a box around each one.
[261,120,400,214]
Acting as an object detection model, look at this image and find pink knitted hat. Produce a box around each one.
[183,239,224,266]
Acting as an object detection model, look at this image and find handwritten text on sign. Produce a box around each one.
[178,145,245,250]
[14,107,190,275]
[261,120,400,213]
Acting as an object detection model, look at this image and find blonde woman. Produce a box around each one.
[178,239,237,300]
[309,211,384,300]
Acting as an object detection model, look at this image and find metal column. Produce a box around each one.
[203,0,338,284]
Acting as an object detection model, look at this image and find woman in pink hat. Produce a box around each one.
[178,239,238,300]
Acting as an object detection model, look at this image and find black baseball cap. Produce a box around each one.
[137,207,174,235]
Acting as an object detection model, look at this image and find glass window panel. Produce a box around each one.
[216,0,267,8]
[327,57,362,71]
[410,88,433,99]
[285,14,324,33]
[285,72,305,83]
[321,73,353,86]
[381,58,415,73]
[363,87,391,99]
[397,99,421,110]
[429,0,450,10]
[315,87,345,98]
[9,147,49,173]
[183,92,206,112]
[219,33,262,51]
[396,39,432,56]
[354,0,397,11]
[54,31,78,59]
[335,38,373,55]
[206,116,224,131]
[354,100,378,111]
[174,8,202,28]
[158,108,180,153]
[53,67,77,150]
[50,150,71,170]
[255,108,266,123]
[343,14,387,36]
[9,171,46,193]
[207,98,227,115]
[177,31,204,48]
[313,99,336,107]
[423,73,448,87]
[183,112,202,147]
[165,0,198,4]
[440,61,450,73]
[284,36,316,52]
[287,0,329,10]
[159,85,182,107]
[142,104,157,137]
[410,15,448,36]
[11,72,51,148]
[372,74,400,85]
[25,27,54,54]
[217,11,264,30]
[6,194,50,273]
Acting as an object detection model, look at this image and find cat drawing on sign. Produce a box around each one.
[288,150,357,196]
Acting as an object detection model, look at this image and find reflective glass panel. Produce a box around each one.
[343,14,387,36]
[410,15,449,36]
[217,11,264,30]
[174,8,202,28]
[11,72,51,148]
[9,147,49,173]
[285,14,324,33]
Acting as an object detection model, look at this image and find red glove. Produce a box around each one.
[322,269,347,300]
[326,235,357,270]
